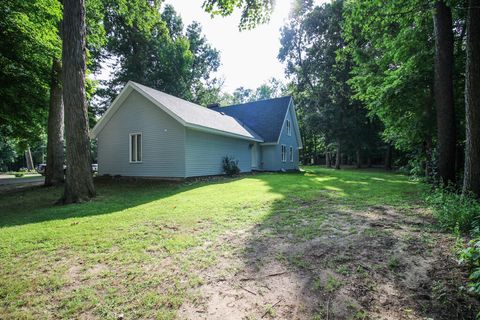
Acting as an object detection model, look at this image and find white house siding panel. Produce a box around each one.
[97,91,186,177]
[185,128,251,177]
[260,104,300,171]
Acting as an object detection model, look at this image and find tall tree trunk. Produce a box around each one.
[433,0,456,184]
[424,86,434,179]
[385,144,392,171]
[325,152,331,167]
[61,0,95,203]
[335,140,341,170]
[356,149,361,169]
[45,58,65,186]
[24,147,34,170]
[463,0,480,198]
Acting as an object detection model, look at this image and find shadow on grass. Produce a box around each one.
[0,167,416,229]
[234,167,478,319]
[3,166,475,319]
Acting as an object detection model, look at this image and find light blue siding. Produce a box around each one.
[97,91,186,177]
[259,102,300,171]
[185,128,252,177]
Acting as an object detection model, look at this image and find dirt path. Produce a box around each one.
[178,204,478,319]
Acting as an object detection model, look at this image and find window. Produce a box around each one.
[290,146,294,162]
[286,119,291,136]
[129,133,142,163]
[281,145,286,162]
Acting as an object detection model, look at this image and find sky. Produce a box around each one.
[163,0,294,92]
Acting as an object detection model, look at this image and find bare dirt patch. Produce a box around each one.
[178,205,479,319]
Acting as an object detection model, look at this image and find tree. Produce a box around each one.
[97,2,220,111]
[463,0,480,198]
[433,0,456,184]
[279,0,383,169]
[202,0,274,30]
[45,57,65,186]
[61,0,95,203]
[0,0,61,146]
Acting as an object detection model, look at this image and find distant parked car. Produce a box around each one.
[36,163,97,176]
[35,164,47,175]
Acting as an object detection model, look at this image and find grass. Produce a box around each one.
[0,167,425,319]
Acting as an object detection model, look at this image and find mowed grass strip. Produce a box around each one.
[0,167,424,319]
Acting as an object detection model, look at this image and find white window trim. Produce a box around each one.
[281,144,287,162]
[290,146,294,162]
[286,119,292,136]
[129,132,143,163]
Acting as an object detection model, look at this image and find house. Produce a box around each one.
[90,81,303,178]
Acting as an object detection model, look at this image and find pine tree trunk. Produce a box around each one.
[61,0,95,203]
[463,0,480,198]
[45,58,65,186]
[325,152,331,167]
[433,0,456,184]
[385,144,392,171]
[335,140,341,170]
[356,149,361,169]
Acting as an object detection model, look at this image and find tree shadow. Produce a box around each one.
[229,167,479,319]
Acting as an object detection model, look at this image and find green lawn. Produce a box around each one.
[0,168,429,319]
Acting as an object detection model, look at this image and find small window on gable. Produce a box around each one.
[130,133,142,163]
[286,119,292,136]
[290,146,294,162]
[281,145,287,162]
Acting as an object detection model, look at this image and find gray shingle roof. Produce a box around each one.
[210,96,292,143]
[131,82,263,141]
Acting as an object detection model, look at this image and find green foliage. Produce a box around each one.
[14,172,25,178]
[279,0,383,163]
[425,186,480,233]
[98,2,221,113]
[222,155,240,176]
[202,0,274,30]
[459,238,480,295]
[0,0,62,142]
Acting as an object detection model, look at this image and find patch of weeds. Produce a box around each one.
[351,309,369,320]
[355,265,369,278]
[288,254,312,270]
[264,304,277,318]
[312,277,322,291]
[337,265,350,275]
[431,280,448,304]
[387,256,400,270]
[325,274,343,293]
[363,228,383,237]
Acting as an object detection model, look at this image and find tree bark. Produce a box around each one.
[325,152,331,167]
[45,58,65,186]
[24,147,34,170]
[463,0,480,198]
[433,0,456,184]
[356,149,361,169]
[335,140,341,170]
[385,144,392,171]
[61,0,95,203]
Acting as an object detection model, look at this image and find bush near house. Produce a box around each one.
[222,156,240,176]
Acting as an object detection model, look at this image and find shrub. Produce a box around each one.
[459,238,480,296]
[425,186,480,234]
[14,172,24,178]
[222,156,240,176]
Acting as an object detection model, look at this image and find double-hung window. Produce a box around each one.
[130,133,142,163]
[281,145,287,162]
[290,146,294,162]
[286,119,291,136]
